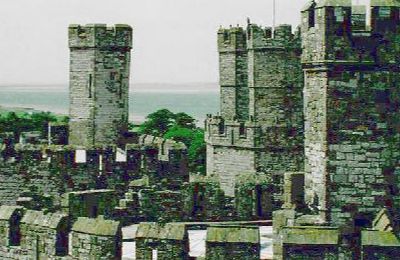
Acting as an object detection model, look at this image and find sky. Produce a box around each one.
[0,0,311,86]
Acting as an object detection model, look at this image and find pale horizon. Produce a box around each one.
[0,0,311,87]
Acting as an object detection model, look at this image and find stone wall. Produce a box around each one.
[302,1,400,224]
[20,210,69,258]
[205,225,260,260]
[0,206,122,259]
[183,175,228,221]
[71,216,122,260]
[68,24,132,147]
[234,173,274,220]
[206,143,257,196]
[135,222,190,259]
[0,135,188,209]
[217,27,249,121]
[61,189,117,221]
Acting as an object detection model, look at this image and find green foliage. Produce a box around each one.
[139,109,175,136]
[0,111,68,138]
[174,112,196,129]
[137,109,206,174]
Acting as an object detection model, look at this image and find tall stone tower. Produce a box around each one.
[217,27,249,121]
[68,24,132,147]
[301,0,400,225]
[206,23,304,199]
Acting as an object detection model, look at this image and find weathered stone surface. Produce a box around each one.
[206,22,304,202]
[71,216,122,259]
[69,24,132,147]
[205,226,260,259]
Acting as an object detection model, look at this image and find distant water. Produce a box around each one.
[0,84,220,124]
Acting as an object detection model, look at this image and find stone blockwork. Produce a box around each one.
[0,204,122,259]
[61,189,117,221]
[71,216,122,260]
[135,222,190,260]
[135,222,260,260]
[68,24,132,147]
[183,175,228,221]
[0,134,189,211]
[205,225,260,260]
[273,2,400,259]
[234,173,274,220]
[206,22,304,200]
[301,0,400,225]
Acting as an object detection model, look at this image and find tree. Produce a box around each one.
[139,109,175,136]
[187,129,206,173]
[174,112,196,129]
[136,109,206,174]
[0,111,65,139]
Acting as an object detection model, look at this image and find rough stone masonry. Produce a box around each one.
[68,24,132,147]
[205,22,304,201]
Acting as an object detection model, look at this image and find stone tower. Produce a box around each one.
[301,0,400,225]
[217,27,249,121]
[68,24,132,147]
[206,23,304,199]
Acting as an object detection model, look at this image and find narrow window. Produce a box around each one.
[223,31,229,41]
[239,122,246,136]
[110,72,115,80]
[88,74,92,98]
[308,9,315,28]
[218,120,225,134]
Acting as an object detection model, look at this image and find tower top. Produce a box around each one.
[68,24,132,49]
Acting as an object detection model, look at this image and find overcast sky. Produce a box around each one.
[0,0,311,86]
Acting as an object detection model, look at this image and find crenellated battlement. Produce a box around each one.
[302,0,400,64]
[68,23,132,49]
[247,24,300,50]
[217,26,247,53]
[0,135,189,207]
[204,115,262,148]
[218,24,300,52]
[5,134,187,169]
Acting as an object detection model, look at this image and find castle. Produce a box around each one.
[1,0,400,259]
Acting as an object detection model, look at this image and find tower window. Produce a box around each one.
[308,9,315,28]
[239,122,246,136]
[218,121,225,135]
[223,31,229,41]
[88,74,92,98]
[110,71,116,80]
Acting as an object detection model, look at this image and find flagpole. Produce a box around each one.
[273,0,276,36]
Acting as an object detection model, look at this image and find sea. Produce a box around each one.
[0,83,220,125]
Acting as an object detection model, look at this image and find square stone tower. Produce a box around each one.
[206,23,304,199]
[68,24,132,147]
[301,0,400,225]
